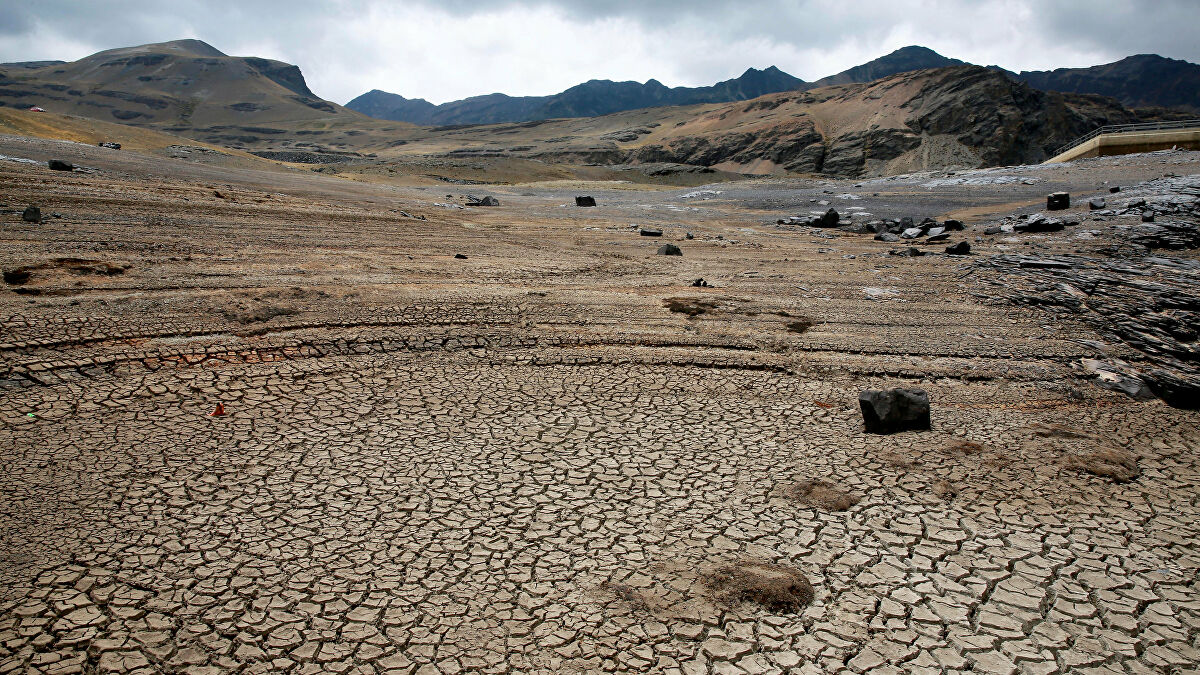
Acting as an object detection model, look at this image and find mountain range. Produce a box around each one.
[0,39,363,130]
[348,46,1200,126]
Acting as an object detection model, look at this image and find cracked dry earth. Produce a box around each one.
[2,141,1200,675]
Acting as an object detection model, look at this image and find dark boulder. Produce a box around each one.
[942,219,964,231]
[453,253,468,259]
[859,388,931,434]
[22,206,41,223]
[815,208,840,228]
[47,160,74,171]
[1109,186,1121,193]
[1089,198,1106,210]
[657,244,682,256]
[466,195,499,206]
[640,228,663,237]
[98,142,121,150]
[889,247,924,257]
[945,241,971,255]
[1046,192,1070,211]
[575,196,596,207]
[1014,216,1064,233]
[926,232,950,242]
[1141,210,1155,222]
[691,278,708,287]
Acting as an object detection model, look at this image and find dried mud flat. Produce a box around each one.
[1,136,1199,675]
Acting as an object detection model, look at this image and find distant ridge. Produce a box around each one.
[1003,54,1200,112]
[348,45,1200,125]
[347,66,807,126]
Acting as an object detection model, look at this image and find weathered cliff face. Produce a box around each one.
[901,66,1140,168]
[614,66,1142,177]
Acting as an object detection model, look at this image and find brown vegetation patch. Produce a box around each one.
[785,317,815,334]
[663,297,718,317]
[1030,423,1096,440]
[702,561,814,613]
[4,258,128,285]
[598,580,652,613]
[786,480,861,511]
[945,439,986,456]
[1065,447,1140,483]
[931,479,959,500]
[880,451,919,468]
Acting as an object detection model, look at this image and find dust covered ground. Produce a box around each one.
[1,136,1199,674]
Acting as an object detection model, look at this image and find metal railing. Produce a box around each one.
[1050,119,1200,158]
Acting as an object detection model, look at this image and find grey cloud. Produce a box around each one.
[0,1,1197,103]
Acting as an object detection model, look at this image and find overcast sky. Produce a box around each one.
[2,1,1198,105]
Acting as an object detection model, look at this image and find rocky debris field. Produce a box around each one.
[1,137,1199,675]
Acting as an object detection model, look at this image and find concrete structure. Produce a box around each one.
[1045,123,1200,164]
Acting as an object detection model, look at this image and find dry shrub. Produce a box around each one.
[222,304,298,324]
[787,480,861,511]
[1030,423,1095,440]
[703,561,814,613]
[880,451,919,468]
[1066,447,1139,483]
[785,318,815,334]
[945,440,986,456]
[931,479,959,500]
[598,580,651,613]
[663,297,718,317]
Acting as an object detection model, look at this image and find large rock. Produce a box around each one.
[945,241,971,255]
[466,195,499,206]
[656,244,682,256]
[47,160,74,171]
[575,196,596,207]
[815,208,839,228]
[859,388,931,434]
[639,228,663,237]
[1046,192,1070,210]
[21,206,41,223]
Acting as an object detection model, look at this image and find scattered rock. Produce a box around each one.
[453,253,468,259]
[1013,216,1064,233]
[657,244,682,256]
[466,195,499,206]
[1141,210,1155,223]
[1046,192,1070,211]
[889,247,924,257]
[859,388,931,434]
[984,225,1003,235]
[685,232,694,240]
[639,228,663,237]
[874,232,900,242]
[702,561,815,613]
[47,159,74,171]
[575,196,596,207]
[690,278,708,287]
[98,142,121,150]
[1079,359,1155,401]
[21,206,41,223]
[926,232,950,242]
[900,227,924,239]
[945,241,971,255]
[786,480,861,511]
[1089,198,1106,210]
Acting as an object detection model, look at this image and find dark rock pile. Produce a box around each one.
[973,175,1200,407]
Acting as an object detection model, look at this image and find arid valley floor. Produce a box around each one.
[1,135,1199,675]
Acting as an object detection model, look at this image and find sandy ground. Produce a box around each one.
[1,136,1199,675]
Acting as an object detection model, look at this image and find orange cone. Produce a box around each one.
[208,403,226,417]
